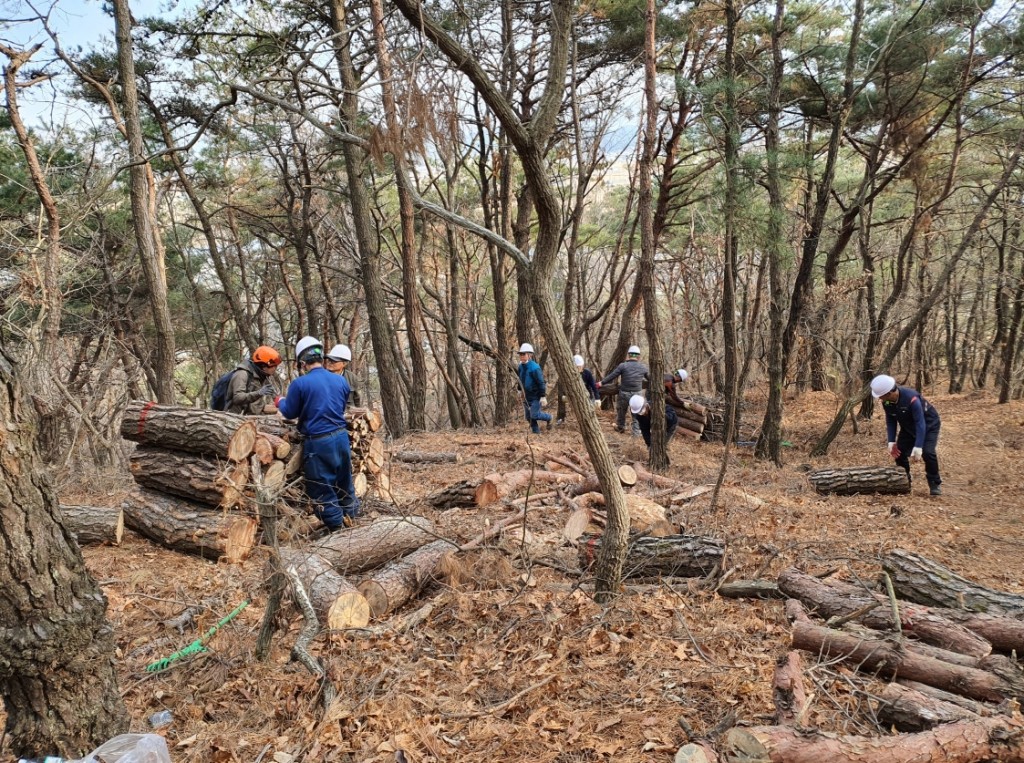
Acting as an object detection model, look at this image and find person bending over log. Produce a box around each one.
[629,394,677,449]
[325,343,362,407]
[663,368,690,407]
[278,336,358,531]
[870,374,942,497]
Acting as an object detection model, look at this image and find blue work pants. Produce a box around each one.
[523,398,552,434]
[303,429,358,530]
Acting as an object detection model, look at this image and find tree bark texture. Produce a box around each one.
[0,351,128,758]
[59,504,124,546]
[772,651,809,726]
[276,549,370,629]
[876,682,981,732]
[121,489,258,563]
[883,549,1024,616]
[808,466,911,495]
[778,567,992,657]
[578,534,723,579]
[121,401,258,461]
[129,445,249,508]
[357,540,456,617]
[306,516,437,575]
[393,450,461,463]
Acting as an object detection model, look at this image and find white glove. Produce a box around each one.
[540,396,548,407]
[910,447,923,461]
[887,442,898,457]
[593,399,601,408]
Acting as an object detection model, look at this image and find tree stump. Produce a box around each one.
[883,549,1024,616]
[357,540,456,617]
[121,401,258,461]
[121,489,257,563]
[275,549,370,629]
[309,516,437,575]
[59,504,124,546]
[808,466,911,495]
[129,446,249,508]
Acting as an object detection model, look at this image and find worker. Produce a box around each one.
[277,336,359,530]
[517,343,552,434]
[599,345,649,434]
[871,374,942,496]
[664,368,690,407]
[221,345,282,415]
[629,394,678,448]
[575,355,600,405]
[325,343,362,407]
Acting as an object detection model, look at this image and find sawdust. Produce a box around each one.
[17,390,1024,761]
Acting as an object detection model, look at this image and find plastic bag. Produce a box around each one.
[73,734,171,763]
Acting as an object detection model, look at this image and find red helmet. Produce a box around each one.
[252,346,282,369]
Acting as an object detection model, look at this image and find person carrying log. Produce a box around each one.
[278,336,359,531]
[663,368,689,407]
[629,394,678,448]
[598,345,649,434]
[517,343,552,434]
[216,345,282,415]
[325,343,362,406]
[871,374,943,496]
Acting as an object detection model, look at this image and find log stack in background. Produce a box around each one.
[345,407,392,501]
[598,383,710,440]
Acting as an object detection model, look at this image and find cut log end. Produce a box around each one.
[223,517,259,564]
[617,464,637,487]
[327,592,371,630]
[227,420,258,462]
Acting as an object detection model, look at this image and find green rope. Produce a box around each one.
[145,599,250,672]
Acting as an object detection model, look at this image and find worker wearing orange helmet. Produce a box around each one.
[226,345,282,415]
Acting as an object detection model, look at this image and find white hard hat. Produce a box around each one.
[627,345,641,356]
[295,335,322,360]
[629,394,646,414]
[573,354,584,368]
[870,374,896,399]
[326,343,352,362]
[676,369,688,382]
[519,343,534,354]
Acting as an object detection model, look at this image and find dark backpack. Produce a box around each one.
[210,367,252,411]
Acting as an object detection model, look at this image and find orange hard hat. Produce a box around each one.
[252,345,282,369]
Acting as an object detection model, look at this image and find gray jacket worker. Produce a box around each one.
[599,345,649,433]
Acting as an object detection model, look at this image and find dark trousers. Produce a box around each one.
[894,423,941,487]
[616,390,641,433]
[303,429,358,529]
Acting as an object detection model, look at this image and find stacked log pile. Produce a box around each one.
[345,407,392,500]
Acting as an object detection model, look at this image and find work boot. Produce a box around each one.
[929,485,942,497]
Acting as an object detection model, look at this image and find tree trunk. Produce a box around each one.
[306,516,437,575]
[358,540,456,617]
[129,445,249,508]
[121,489,258,563]
[276,549,370,629]
[578,534,723,579]
[778,567,992,657]
[59,505,124,546]
[0,349,128,759]
[121,401,259,461]
[883,549,1024,616]
[808,466,910,495]
[112,0,175,403]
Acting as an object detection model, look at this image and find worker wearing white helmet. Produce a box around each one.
[325,343,362,407]
[599,344,649,434]
[517,343,552,434]
[662,367,690,407]
[870,374,943,496]
[628,394,678,450]
[573,354,600,405]
[277,336,359,529]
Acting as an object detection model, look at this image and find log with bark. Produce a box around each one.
[121,489,258,563]
[426,470,583,509]
[772,651,809,726]
[778,567,992,657]
[59,504,124,545]
[578,534,723,579]
[275,549,370,629]
[578,492,674,536]
[129,445,249,508]
[357,539,456,617]
[876,682,982,732]
[121,401,258,461]
[308,516,437,575]
[883,549,1024,616]
[808,466,911,495]
[392,450,461,464]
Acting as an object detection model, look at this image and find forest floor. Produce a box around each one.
[29,389,1024,762]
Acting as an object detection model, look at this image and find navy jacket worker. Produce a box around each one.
[278,336,358,530]
[870,374,942,496]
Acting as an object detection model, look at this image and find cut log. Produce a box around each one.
[374,470,394,501]
[365,438,386,475]
[392,450,461,464]
[262,460,286,494]
[631,462,685,490]
[578,534,724,579]
[778,567,992,657]
[930,608,1024,655]
[309,516,437,575]
[876,682,981,732]
[896,680,998,717]
[474,469,584,506]
[617,464,637,487]
[121,401,258,461]
[59,504,124,545]
[427,479,488,509]
[716,580,783,599]
[582,493,673,535]
[357,539,456,617]
[676,416,705,434]
[129,445,249,508]
[251,415,298,440]
[789,608,1024,703]
[717,717,1024,763]
[284,445,303,477]
[275,549,370,629]
[261,432,291,459]
[121,489,257,563]
[353,472,368,498]
[772,651,808,726]
[674,426,703,440]
[808,466,911,495]
[253,435,274,465]
[346,407,382,432]
[883,549,1024,616]
[673,405,707,424]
